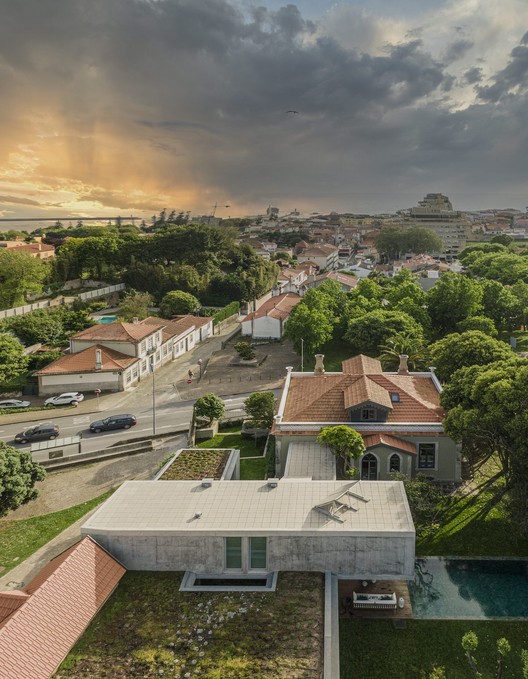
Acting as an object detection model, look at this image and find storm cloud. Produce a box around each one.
[0,0,527,217]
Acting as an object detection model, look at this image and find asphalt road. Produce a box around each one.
[0,393,254,453]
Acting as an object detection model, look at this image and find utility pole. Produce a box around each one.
[301,338,304,372]
[150,355,156,436]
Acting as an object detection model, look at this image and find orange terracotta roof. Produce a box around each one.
[0,537,125,679]
[282,365,443,424]
[35,344,138,375]
[342,355,382,374]
[72,321,158,342]
[244,293,301,322]
[343,376,393,410]
[314,272,358,288]
[141,315,196,339]
[173,314,213,329]
[0,591,30,625]
[363,433,417,455]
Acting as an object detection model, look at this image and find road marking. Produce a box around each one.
[73,416,90,424]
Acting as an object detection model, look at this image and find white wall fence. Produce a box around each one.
[0,283,125,320]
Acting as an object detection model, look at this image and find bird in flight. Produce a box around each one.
[286,110,299,114]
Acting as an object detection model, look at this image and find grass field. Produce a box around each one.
[0,490,113,577]
[340,619,528,679]
[57,571,324,679]
[196,430,270,480]
[417,459,528,557]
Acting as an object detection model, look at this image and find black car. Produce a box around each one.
[89,414,137,433]
[15,422,60,444]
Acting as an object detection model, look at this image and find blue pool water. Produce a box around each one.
[409,557,528,619]
[97,315,117,324]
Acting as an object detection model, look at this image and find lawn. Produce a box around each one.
[417,460,528,557]
[499,330,528,353]
[0,490,113,577]
[317,338,353,372]
[196,430,271,480]
[57,571,324,679]
[196,432,265,458]
[340,619,528,679]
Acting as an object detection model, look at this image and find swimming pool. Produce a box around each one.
[97,315,117,324]
[409,557,528,619]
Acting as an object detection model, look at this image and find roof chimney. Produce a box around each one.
[201,478,213,488]
[133,317,139,325]
[314,354,325,375]
[398,354,409,375]
[95,348,102,370]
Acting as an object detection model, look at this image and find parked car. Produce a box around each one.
[15,422,60,444]
[89,414,137,433]
[0,399,31,409]
[44,392,84,407]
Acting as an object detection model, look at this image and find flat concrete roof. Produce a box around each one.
[283,442,336,480]
[82,480,414,537]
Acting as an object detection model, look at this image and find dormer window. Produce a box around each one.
[361,408,375,420]
[390,392,400,403]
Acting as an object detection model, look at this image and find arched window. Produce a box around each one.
[361,453,378,480]
[389,453,401,473]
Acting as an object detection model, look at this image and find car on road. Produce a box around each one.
[0,399,31,409]
[44,392,84,407]
[14,422,60,444]
[89,414,137,433]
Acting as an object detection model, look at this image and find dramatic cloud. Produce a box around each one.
[0,0,527,220]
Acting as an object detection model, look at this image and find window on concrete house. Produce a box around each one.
[418,443,436,469]
[141,360,147,372]
[225,537,242,569]
[250,537,267,570]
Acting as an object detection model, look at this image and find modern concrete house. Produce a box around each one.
[81,478,415,582]
[273,354,461,483]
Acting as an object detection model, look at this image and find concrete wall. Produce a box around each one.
[251,316,281,339]
[268,535,415,579]
[83,532,414,579]
[38,371,121,395]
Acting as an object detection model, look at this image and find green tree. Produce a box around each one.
[480,280,522,331]
[427,273,483,337]
[244,391,276,429]
[456,315,498,337]
[234,341,256,360]
[284,304,333,355]
[491,233,513,246]
[7,310,64,346]
[0,250,48,308]
[345,309,424,355]
[403,226,443,254]
[159,290,200,317]
[0,333,28,384]
[194,393,225,425]
[118,291,153,322]
[378,332,431,371]
[430,331,514,382]
[317,425,365,473]
[0,443,46,517]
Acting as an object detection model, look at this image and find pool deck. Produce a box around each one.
[338,579,413,619]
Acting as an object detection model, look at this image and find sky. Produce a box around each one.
[0,0,527,224]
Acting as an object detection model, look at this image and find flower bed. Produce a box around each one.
[159,448,231,481]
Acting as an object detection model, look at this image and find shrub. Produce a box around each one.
[235,341,256,360]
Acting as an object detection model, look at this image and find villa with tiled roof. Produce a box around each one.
[273,353,460,483]
[36,314,213,395]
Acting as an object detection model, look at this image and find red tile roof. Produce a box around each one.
[363,433,417,455]
[282,355,443,423]
[243,293,301,322]
[72,321,158,342]
[342,355,383,374]
[314,272,358,288]
[35,344,139,375]
[0,537,125,679]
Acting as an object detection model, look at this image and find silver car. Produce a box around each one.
[44,392,84,406]
[0,399,31,409]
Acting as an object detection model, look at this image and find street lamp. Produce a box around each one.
[150,354,156,436]
[301,338,304,372]
[198,358,203,379]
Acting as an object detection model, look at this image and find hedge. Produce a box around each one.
[212,301,240,326]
